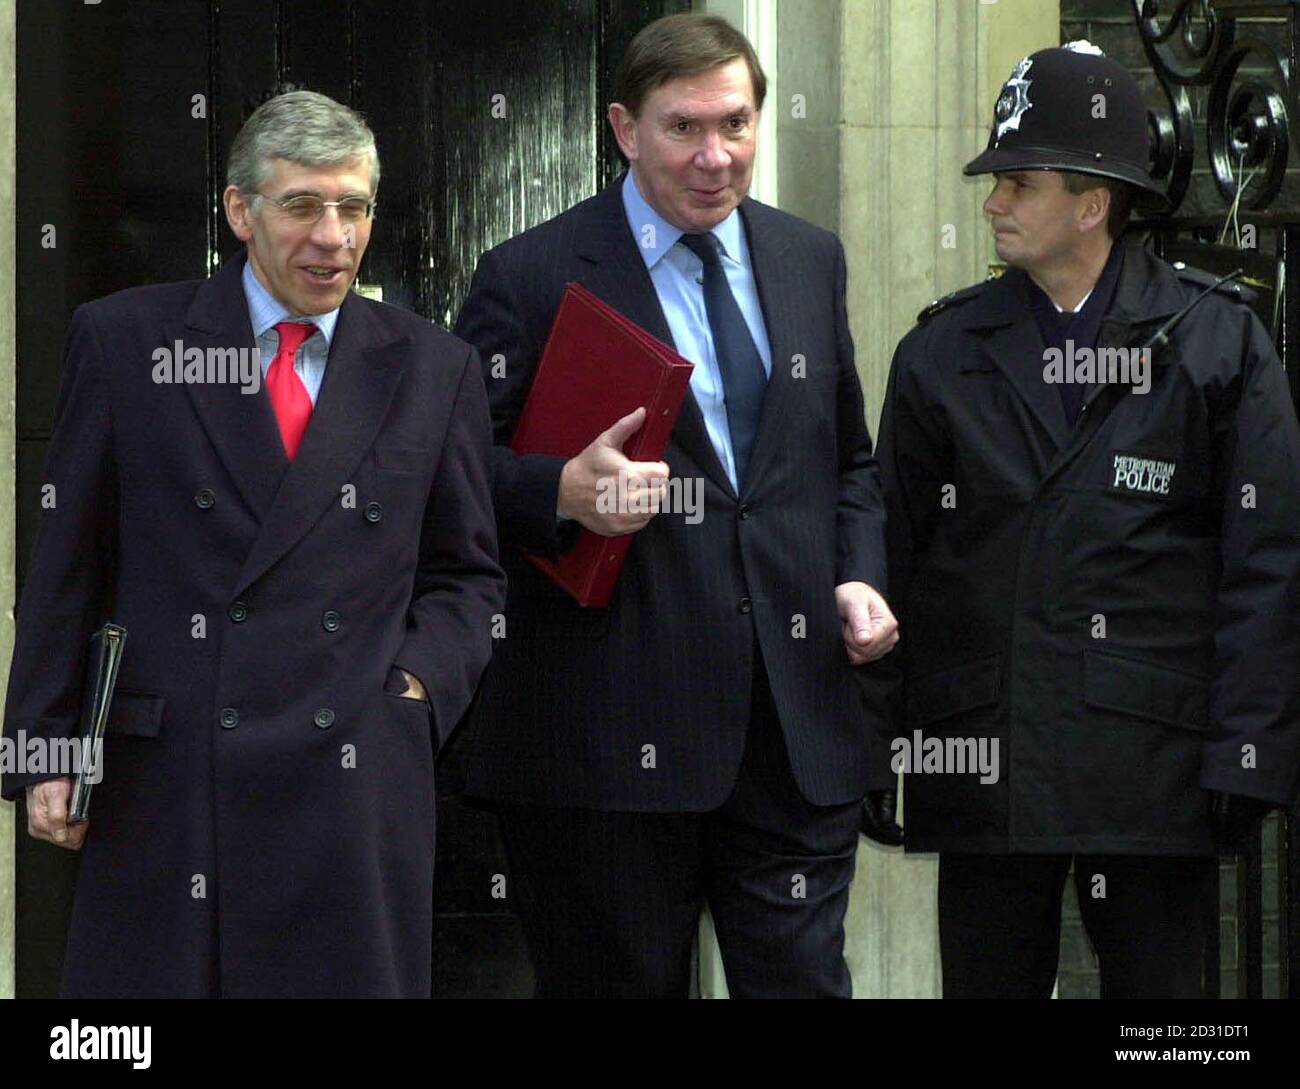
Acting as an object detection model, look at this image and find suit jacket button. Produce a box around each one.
[194,489,216,509]
[314,708,335,729]
[739,597,752,614]
[364,501,383,523]
[228,601,249,623]
[739,504,752,519]
[322,610,340,632]
[219,707,239,729]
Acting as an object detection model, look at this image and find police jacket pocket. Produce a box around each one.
[1083,651,1208,732]
[105,691,165,737]
[906,654,1002,726]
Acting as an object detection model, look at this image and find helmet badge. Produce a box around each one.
[994,56,1033,146]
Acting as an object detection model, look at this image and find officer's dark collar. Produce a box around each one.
[963,235,1182,333]
[1024,234,1123,331]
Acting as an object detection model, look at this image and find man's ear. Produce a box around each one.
[223,185,255,242]
[1077,184,1110,235]
[608,102,639,163]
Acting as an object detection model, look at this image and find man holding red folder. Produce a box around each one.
[456,12,896,997]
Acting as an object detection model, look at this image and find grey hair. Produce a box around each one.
[226,90,380,199]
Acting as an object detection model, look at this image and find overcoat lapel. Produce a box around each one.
[965,271,1073,453]
[177,254,411,594]
[175,255,290,520]
[234,291,410,594]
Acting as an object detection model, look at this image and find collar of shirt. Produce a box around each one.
[1026,239,1124,338]
[241,257,341,345]
[1053,286,1094,314]
[620,171,746,272]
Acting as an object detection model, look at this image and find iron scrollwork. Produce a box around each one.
[1135,0,1229,84]
[1133,0,1294,214]
[1207,38,1290,208]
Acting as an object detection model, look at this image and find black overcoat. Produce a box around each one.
[2,254,506,996]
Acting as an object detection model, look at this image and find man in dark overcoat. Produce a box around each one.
[2,90,505,998]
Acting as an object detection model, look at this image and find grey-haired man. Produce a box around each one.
[2,90,505,997]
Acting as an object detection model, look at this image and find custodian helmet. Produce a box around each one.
[964,40,1168,209]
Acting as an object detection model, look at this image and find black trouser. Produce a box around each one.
[938,852,1216,998]
[494,658,862,999]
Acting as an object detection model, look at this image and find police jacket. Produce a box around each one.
[877,237,1300,854]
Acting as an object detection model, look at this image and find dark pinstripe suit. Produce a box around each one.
[454,178,887,996]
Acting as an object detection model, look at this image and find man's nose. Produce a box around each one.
[310,206,348,249]
[984,178,1012,216]
[695,131,731,171]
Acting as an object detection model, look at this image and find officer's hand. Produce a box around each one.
[26,777,87,851]
[835,581,899,664]
[1210,791,1274,850]
[558,407,670,536]
[861,789,903,846]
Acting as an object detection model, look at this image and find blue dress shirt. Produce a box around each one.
[620,172,773,492]
[241,259,341,406]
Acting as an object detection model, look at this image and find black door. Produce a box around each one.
[14,0,685,999]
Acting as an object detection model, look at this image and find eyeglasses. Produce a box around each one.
[257,192,376,224]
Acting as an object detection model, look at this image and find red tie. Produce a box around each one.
[266,321,315,459]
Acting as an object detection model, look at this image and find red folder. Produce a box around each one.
[511,282,694,607]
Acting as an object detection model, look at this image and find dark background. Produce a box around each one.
[14,0,684,999]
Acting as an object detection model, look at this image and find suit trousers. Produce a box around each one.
[494,650,862,998]
[938,852,1216,998]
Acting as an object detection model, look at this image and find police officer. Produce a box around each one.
[868,42,1300,998]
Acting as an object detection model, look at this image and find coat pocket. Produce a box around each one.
[106,691,166,737]
[906,653,1002,727]
[1083,650,1208,732]
[373,444,429,473]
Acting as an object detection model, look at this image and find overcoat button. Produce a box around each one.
[229,601,249,623]
[195,489,216,509]
[739,597,753,614]
[739,504,752,520]
[314,708,336,729]
[364,501,383,523]
[322,610,340,632]
[219,707,239,729]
